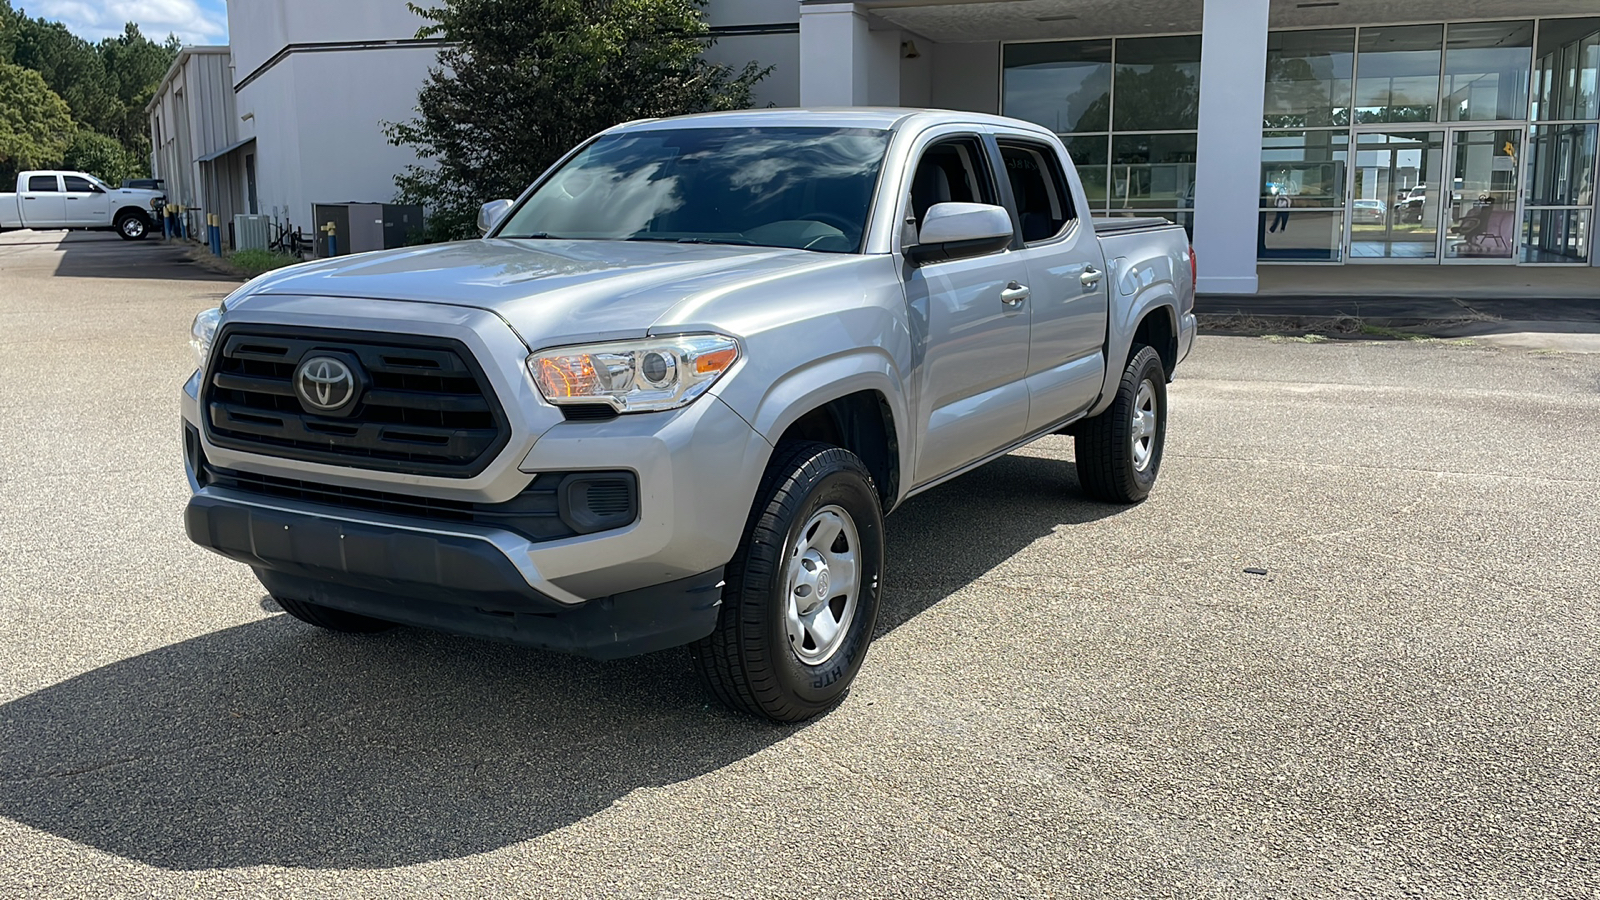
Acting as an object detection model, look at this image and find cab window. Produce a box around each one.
[998,140,1076,243]
[28,175,59,192]
[63,175,100,193]
[908,137,1000,230]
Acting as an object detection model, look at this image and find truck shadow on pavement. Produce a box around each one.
[2,230,243,281]
[0,450,1121,871]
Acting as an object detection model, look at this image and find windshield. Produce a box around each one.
[496,127,892,253]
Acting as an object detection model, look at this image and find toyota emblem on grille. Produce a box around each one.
[294,356,359,413]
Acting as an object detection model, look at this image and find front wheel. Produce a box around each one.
[1074,345,1168,504]
[690,441,885,723]
[115,212,150,241]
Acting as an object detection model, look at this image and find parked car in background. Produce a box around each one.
[0,171,165,239]
[181,109,1196,722]
[1352,199,1388,224]
[121,178,165,192]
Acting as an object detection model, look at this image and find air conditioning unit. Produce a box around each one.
[234,214,271,251]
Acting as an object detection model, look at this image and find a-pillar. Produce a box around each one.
[1191,0,1270,294]
[799,2,900,107]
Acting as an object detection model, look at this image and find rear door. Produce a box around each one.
[993,134,1109,432]
[901,130,1032,486]
[62,175,112,227]
[20,174,66,227]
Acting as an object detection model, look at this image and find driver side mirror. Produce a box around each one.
[905,202,1014,265]
[478,198,514,236]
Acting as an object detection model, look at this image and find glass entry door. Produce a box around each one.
[1348,130,1444,261]
[1442,128,1522,262]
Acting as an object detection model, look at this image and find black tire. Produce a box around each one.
[690,441,885,723]
[1075,345,1168,504]
[115,211,150,241]
[274,595,398,633]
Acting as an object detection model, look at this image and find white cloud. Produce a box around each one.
[27,0,229,45]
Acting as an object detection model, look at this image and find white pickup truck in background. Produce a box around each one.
[0,171,165,240]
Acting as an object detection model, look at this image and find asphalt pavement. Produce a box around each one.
[2,231,1597,898]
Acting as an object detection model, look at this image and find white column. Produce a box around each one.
[1191,0,1270,294]
[799,3,899,107]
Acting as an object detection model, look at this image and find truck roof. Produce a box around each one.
[606,107,1055,138]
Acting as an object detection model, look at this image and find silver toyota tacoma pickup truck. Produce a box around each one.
[183,109,1195,722]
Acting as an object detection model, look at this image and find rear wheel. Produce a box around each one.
[274,595,397,633]
[690,441,885,723]
[1074,345,1168,504]
[115,211,150,241]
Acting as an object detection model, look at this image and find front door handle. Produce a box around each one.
[1000,282,1031,306]
[1081,266,1103,289]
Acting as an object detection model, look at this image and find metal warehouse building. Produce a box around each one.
[152,0,1600,293]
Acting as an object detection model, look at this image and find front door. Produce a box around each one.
[1347,129,1445,262]
[1441,128,1522,263]
[61,175,112,228]
[1347,126,1525,265]
[903,134,1032,487]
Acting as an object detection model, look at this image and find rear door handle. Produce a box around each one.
[1000,282,1031,306]
[1081,266,1102,289]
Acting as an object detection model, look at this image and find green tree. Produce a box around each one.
[11,16,119,134]
[386,0,767,241]
[61,129,141,183]
[0,1,19,63]
[0,61,74,176]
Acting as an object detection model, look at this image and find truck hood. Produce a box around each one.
[238,238,846,347]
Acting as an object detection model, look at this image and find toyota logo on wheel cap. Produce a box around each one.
[294,355,360,414]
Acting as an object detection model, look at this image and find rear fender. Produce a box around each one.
[1088,258,1180,419]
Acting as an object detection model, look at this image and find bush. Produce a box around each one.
[228,248,299,277]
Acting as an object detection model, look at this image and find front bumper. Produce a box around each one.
[181,297,774,656]
[185,491,723,658]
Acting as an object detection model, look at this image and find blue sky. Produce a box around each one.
[27,0,229,45]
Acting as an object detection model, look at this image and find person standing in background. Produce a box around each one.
[1269,192,1291,233]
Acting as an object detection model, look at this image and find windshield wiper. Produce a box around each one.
[624,235,750,246]
[502,232,553,239]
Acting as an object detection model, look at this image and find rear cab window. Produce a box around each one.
[998,140,1076,243]
[28,175,60,192]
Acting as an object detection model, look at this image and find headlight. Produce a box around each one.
[150,197,165,210]
[529,334,740,413]
[191,307,221,370]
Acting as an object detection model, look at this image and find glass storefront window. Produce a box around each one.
[1355,25,1443,124]
[1442,21,1533,122]
[1525,124,1597,206]
[1113,36,1202,131]
[1259,130,1348,261]
[1522,209,1592,262]
[1110,133,1196,210]
[1264,29,1354,128]
[1002,41,1113,135]
[1533,17,1600,121]
[1063,134,1109,209]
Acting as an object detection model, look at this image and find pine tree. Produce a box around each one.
[386,0,767,241]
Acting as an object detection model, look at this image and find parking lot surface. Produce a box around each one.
[2,231,1597,898]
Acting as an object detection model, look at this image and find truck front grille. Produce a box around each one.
[202,326,509,476]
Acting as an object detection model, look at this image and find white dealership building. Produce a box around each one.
[150,0,1600,291]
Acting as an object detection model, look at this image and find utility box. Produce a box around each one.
[349,203,384,254]
[382,204,424,248]
[312,203,352,258]
[233,214,271,251]
[312,202,424,256]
